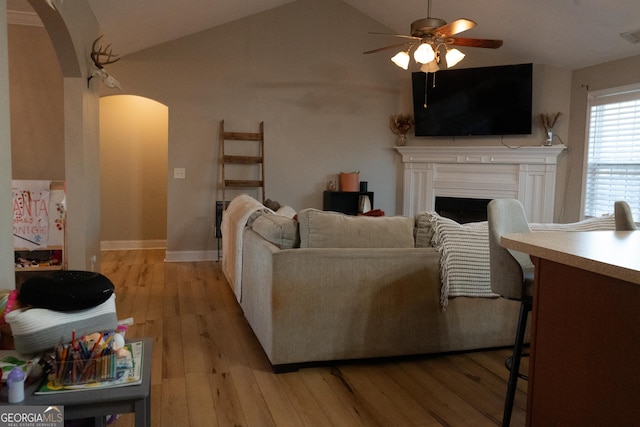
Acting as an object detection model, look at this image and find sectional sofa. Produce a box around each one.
[222,195,617,371]
[222,195,526,371]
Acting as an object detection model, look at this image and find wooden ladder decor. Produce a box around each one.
[219,120,265,206]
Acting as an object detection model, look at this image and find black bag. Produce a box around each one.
[19,271,115,311]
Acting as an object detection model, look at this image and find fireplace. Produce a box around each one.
[435,197,491,223]
[395,145,566,223]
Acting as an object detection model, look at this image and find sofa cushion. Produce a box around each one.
[251,212,300,249]
[415,212,436,247]
[298,208,414,248]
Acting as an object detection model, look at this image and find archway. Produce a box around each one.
[100,95,169,249]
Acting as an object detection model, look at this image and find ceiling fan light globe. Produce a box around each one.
[391,51,411,70]
[414,43,435,64]
[420,60,440,73]
[445,48,465,67]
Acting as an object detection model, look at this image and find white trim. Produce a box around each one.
[395,144,566,165]
[7,10,43,27]
[100,239,167,250]
[164,250,219,262]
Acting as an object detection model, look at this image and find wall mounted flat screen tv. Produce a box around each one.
[412,63,533,137]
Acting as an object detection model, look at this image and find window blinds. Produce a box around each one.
[585,88,640,219]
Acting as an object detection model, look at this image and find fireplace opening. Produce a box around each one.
[435,197,491,224]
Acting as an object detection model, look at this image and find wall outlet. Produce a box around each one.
[173,168,186,179]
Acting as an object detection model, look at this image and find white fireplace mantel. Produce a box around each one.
[395,144,567,223]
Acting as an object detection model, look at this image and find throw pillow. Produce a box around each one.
[414,211,437,247]
[275,205,297,219]
[297,208,414,248]
[251,212,300,249]
[263,199,282,211]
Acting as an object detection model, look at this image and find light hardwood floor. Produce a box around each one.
[102,249,527,427]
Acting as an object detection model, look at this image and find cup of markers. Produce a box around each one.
[50,331,118,387]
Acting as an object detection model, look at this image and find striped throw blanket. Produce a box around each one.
[424,212,617,308]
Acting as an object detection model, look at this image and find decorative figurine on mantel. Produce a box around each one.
[389,114,414,146]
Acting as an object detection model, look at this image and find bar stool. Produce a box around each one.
[487,199,534,427]
[614,201,637,231]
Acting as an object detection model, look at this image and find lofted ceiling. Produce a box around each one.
[8,0,640,70]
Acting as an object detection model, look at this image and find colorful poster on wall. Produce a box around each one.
[12,180,52,250]
[48,185,66,247]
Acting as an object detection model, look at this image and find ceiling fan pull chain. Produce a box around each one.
[423,72,437,108]
[424,79,428,108]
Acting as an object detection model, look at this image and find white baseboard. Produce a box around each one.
[100,240,167,250]
[164,250,220,262]
[100,241,221,262]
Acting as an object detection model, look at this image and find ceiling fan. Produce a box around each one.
[364,0,503,71]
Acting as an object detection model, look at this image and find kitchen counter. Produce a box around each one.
[501,230,640,426]
[502,230,640,284]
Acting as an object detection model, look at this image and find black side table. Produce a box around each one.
[323,191,374,215]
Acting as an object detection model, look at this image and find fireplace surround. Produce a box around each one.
[395,145,566,223]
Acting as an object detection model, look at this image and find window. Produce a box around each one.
[584,84,640,219]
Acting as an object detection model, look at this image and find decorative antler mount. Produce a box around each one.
[88,36,123,90]
[91,35,120,69]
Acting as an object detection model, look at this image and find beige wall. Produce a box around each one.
[100,95,168,246]
[103,0,575,259]
[8,23,64,180]
[6,0,639,264]
[103,0,406,260]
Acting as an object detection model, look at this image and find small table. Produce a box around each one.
[323,191,374,215]
[5,337,152,427]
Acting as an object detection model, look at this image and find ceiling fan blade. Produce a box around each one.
[369,32,421,41]
[434,18,476,38]
[449,37,503,49]
[363,41,416,55]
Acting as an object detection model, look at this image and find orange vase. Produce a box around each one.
[339,172,359,192]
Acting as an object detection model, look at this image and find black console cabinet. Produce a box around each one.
[323,191,374,215]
